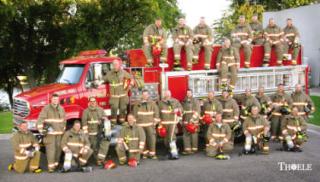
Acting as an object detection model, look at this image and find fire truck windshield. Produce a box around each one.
[56,64,84,84]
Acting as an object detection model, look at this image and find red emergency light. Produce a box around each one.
[78,49,107,57]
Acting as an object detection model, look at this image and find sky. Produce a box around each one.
[177,0,231,27]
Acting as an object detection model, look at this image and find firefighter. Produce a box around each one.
[219,90,240,139]
[234,88,260,121]
[270,84,293,141]
[132,89,160,159]
[192,17,213,69]
[231,15,253,68]
[206,113,233,159]
[143,17,168,66]
[81,97,105,162]
[37,93,66,172]
[263,18,284,66]
[158,90,183,158]
[172,16,193,71]
[291,84,315,121]
[281,107,307,152]
[242,106,270,155]
[283,18,300,65]
[249,14,264,45]
[202,90,223,120]
[104,59,133,124]
[116,114,146,166]
[181,89,200,154]
[61,120,93,172]
[216,38,240,91]
[8,122,42,173]
[256,86,272,118]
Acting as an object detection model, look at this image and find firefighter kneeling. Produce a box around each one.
[116,114,146,167]
[281,107,307,152]
[61,121,93,172]
[206,113,233,160]
[242,106,270,155]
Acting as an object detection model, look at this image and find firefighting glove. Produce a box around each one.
[297,131,308,142]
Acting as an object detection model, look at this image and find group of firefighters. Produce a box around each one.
[10,57,314,174]
[143,15,300,90]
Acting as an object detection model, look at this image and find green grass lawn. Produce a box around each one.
[0,111,13,134]
[309,96,320,126]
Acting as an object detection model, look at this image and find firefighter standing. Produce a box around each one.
[249,14,264,45]
[242,106,270,155]
[181,89,200,154]
[116,114,146,165]
[263,18,284,66]
[231,15,253,68]
[132,90,160,159]
[61,121,93,171]
[81,97,105,161]
[9,122,42,173]
[270,84,293,141]
[104,59,132,124]
[37,93,66,172]
[193,17,213,69]
[172,16,193,71]
[291,84,315,121]
[217,38,240,91]
[206,113,233,159]
[234,88,260,121]
[143,18,168,66]
[202,90,223,120]
[283,18,301,65]
[281,107,307,152]
[256,86,272,118]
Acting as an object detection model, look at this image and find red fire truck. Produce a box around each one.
[12,46,309,137]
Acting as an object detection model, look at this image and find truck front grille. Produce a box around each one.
[13,98,30,118]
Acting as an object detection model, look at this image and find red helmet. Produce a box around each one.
[202,114,213,125]
[128,158,138,168]
[157,125,167,138]
[152,45,162,56]
[185,123,198,134]
[104,160,116,170]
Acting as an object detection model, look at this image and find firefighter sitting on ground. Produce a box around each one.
[9,121,42,173]
[172,16,193,71]
[116,114,146,167]
[192,16,213,69]
[143,17,168,66]
[61,120,93,172]
[216,38,240,92]
[242,106,270,155]
[206,113,233,160]
[283,18,300,65]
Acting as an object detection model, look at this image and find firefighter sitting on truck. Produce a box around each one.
[37,93,66,173]
[61,120,93,172]
[242,106,270,155]
[116,114,146,167]
[192,16,213,69]
[283,18,300,65]
[158,90,183,159]
[291,84,315,122]
[216,38,240,92]
[103,59,133,125]
[8,121,42,174]
[206,113,233,160]
[281,106,308,152]
[172,16,194,71]
[249,14,264,46]
[143,17,168,67]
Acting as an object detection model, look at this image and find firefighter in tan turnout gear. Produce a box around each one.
[9,122,42,173]
[81,97,105,162]
[37,93,66,172]
[104,59,133,124]
[281,107,308,152]
[291,84,315,121]
[249,14,264,45]
[202,91,223,120]
[234,88,260,121]
[116,114,146,166]
[143,18,168,66]
[173,16,193,71]
[206,113,233,159]
[132,90,160,159]
[217,38,240,91]
[242,106,270,155]
[61,121,93,172]
[231,15,253,68]
[256,86,272,118]
[283,18,300,65]
[181,89,200,155]
[193,17,213,69]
